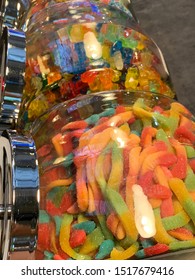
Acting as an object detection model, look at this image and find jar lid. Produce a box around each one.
[0,130,39,260]
[0,26,26,132]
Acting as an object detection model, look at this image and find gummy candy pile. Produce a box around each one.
[33,92,195,260]
[20,1,174,130]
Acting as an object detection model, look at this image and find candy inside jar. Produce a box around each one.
[31,90,195,260]
[18,0,174,131]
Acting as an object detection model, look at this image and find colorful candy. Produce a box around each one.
[19,1,174,130]
[32,92,195,259]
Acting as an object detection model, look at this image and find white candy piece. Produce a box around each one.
[132,184,156,238]
[113,51,124,70]
[83,31,102,60]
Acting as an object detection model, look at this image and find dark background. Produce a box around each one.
[131,0,195,114]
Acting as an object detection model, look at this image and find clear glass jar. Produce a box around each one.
[4,0,194,261]
[31,90,195,260]
[18,0,175,131]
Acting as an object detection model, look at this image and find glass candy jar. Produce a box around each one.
[2,0,195,261]
[18,0,175,131]
[31,90,195,260]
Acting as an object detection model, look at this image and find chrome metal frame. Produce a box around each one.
[0,26,26,132]
[0,130,39,260]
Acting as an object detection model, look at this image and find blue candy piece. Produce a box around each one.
[44,251,54,260]
[140,238,154,248]
[121,47,133,66]
[72,221,96,234]
[85,114,100,125]
[54,215,62,235]
[53,40,87,74]
[135,249,145,259]
[53,39,71,71]
[95,239,115,259]
[39,210,50,224]
[74,42,87,73]
[99,108,115,117]
[90,3,100,14]
[68,182,76,191]
[111,40,122,56]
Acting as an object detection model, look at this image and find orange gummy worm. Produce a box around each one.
[76,164,89,212]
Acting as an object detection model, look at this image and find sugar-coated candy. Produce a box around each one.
[32,92,195,260]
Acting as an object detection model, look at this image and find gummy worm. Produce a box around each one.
[106,187,138,242]
[76,164,89,211]
[169,239,195,251]
[153,208,176,244]
[162,210,190,231]
[46,178,73,193]
[107,142,123,192]
[169,178,195,225]
[168,228,194,241]
[136,243,169,259]
[79,227,105,255]
[109,242,139,260]
[59,214,91,260]
[86,155,104,213]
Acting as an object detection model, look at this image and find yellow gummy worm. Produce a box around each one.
[95,150,108,195]
[109,242,139,260]
[59,214,91,260]
[79,227,104,255]
[94,141,114,194]
[169,178,195,225]
[133,98,153,119]
[107,143,123,192]
[95,142,137,242]
[47,178,73,192]
[106,187,138,242]
[119,122,131,136]
[153,208,176,244]
[173,197,183,213]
